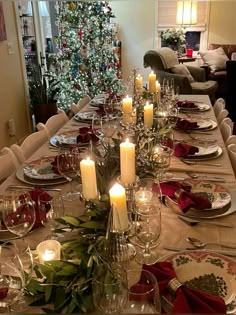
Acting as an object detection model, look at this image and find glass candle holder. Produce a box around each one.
[37,240,61,264]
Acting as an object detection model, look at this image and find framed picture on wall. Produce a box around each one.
[0,1,7,41]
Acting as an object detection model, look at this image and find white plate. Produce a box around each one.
[50,130,100,147]
[159,251,236,313]
[74,111,96,122]
[182,146,222,161]
[166,180,231,214]
[16,167,67,186]
[175,118,213,131]
[178,101,211,112]
[185,145,221,158]
[23,156,63,180]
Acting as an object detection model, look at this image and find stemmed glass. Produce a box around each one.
[1,191,36,238]
[57,147,81,201]
[92,262,128,314]
[151,144,172,182]
[100,115,117,146]
[38,190,64,239]
[135,196,161,265]
[123,269,161,314]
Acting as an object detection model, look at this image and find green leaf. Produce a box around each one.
[79,221,105,229]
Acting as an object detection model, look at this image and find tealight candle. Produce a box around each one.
[135,189,153,205]
[109,183,128,231]
[80,157,98,199]
[148,71,156,93]
[37,240,61,264]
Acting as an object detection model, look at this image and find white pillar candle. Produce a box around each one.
[120,139,136,185]
[135,74,143,94]
[144,102,153,128]
[149,71,156,93]
[109,183,128,231]
[37,240,61,264]
[80,157,98,199]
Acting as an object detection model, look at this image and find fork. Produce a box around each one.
[181,159,222,167]
[178,216,235,228]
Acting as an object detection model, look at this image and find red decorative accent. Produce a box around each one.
[186,48,193,57]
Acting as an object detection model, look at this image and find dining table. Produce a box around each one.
[0,94,236,314]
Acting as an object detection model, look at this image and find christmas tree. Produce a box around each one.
[50,1,123,110]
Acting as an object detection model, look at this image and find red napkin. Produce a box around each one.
[153,181,212,212]
[174,143,199,157]
[3,189,52,231]
[76,126,99,143]
[176,100,198,109]
[143,262,226,314]
[175,118,199,130]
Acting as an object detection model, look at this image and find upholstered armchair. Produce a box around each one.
[143,47,218,103]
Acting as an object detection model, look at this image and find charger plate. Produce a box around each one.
[175,119,217,131]
[178,101,211,112]
[182,145,221,159]
[50,130,100,148]
[181,146,222,161]
[159,250,236,314]
[165,180,232,217]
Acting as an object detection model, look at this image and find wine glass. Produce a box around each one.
[1,191,36,238]
[135,198,161,265]
[38,190,64,239]
[57,147,81,201]
[92,262,128,314]
[123,269,161,314]
[3,240,34,312]
[0,245,25,312]
[100,115,117,146]
[151,144,172,182]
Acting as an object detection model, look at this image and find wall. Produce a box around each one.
[208,1,236,45]
[111,0,156,82]
[0,1,31,150]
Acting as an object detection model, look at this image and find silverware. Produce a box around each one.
[163,246,236,257]
[185,236,236,249]
[181,159,222,167]
[178,216,235,228]
[185,172,225,182]
[7,185,61,192]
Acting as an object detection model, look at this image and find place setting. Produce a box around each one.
[174,117,217,132]
[176,100,211,112]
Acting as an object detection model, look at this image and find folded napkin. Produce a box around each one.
[0,288,8,300]
[176,100,198,109]
[174,143,199,157]
[143,262,226,314]
[153,181,212,212]
[76,126,99,143]
[175,118,199,130]
[3,189,52,231]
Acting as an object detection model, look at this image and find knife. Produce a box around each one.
[163,246,236,257]
[172,177,225,183]
[7,185,61,192]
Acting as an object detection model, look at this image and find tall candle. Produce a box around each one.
[109,183,128,231]
[120,139,136,185]
[149,71,156,93]
[156,81,161,93]
[80,157,98,199]
[135,74,143,94]
[144,102,153,128]
[122,95,132,114]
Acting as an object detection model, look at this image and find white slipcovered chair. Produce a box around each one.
[225,135,236,147]
[216,109,229,124]
[227,143,236,177]
[71,95,91,114]
[213,99,225,117]
[0,147,21,183]
[36,110,69,139]
[10,129,48,164]
[220,118,233,142]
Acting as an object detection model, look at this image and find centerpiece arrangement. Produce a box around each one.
[161,27,186,52]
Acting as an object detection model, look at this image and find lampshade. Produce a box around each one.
[176,1,197,25]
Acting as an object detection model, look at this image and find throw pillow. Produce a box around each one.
[199,47,229,73]
[171,64,195,83]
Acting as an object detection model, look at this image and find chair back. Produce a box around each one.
[37,110,69,139]
[0,148,20,183]
[220,119,233,142]
[225,135,236,147]
[213,100,225,117]
[71,95,91,114]
[227,143,236,177]
[216,109,229,124]
[144,47,179,71]
[10,129,48,164]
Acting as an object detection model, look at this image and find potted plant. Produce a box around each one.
[161,27,186,51]
[29,65,60,124]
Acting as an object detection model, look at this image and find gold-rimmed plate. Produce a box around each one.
[178,101,211,112]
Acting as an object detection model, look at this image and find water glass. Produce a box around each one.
[123,269,161,314]
[92,262,128,314]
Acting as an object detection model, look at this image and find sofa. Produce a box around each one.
[199,44,236,98]
[143,47,218,103]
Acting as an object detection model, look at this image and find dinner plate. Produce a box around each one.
[175,119,213,131]
[23,156,62,180]
[16,167,67,186]
[178,101,211,112]
[50,130,100,147]
[159,251,236,313]
[184,145,222,159]
[166,180,231,215]
[74,111,96,122]
[182,146,223,161]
